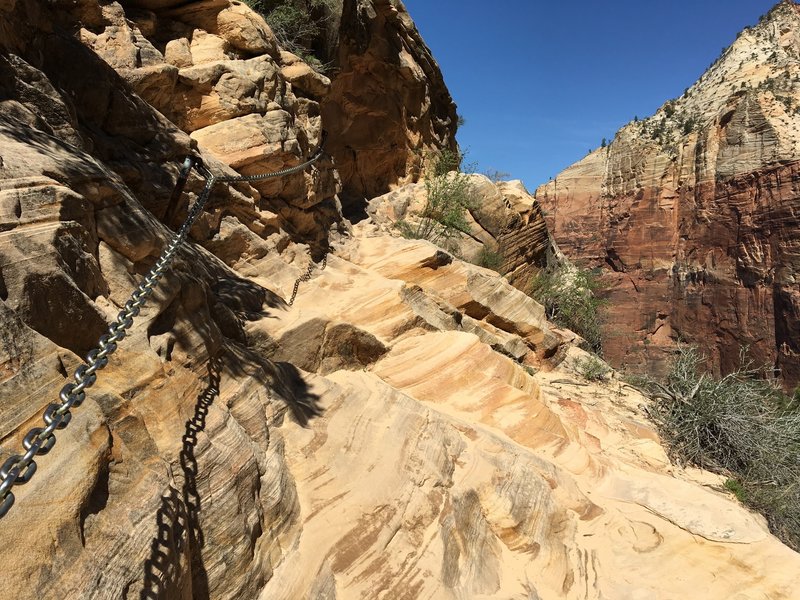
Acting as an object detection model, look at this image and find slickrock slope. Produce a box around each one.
[366,174,552,287]
[1,0,799,598]
[252,230,800,599]
[537,0,800,387]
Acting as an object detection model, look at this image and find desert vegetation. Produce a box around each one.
[397,149,476,247]
[575,354,610,381]
[242,0,337,71]
[474,246,504,272]
[633,347,800,551]
[528,265,606,354]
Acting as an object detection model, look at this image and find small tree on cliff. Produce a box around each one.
[395,149,475,247]
[408,149,475,244]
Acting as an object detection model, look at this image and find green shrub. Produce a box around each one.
[475,246,504,272]
[724,478,747,503]
[402,149,475,245]
[575,354,610,381]
[636,347,800,550]
[430,148,463,177]
[242,0,334,71]
[529,265,606,354]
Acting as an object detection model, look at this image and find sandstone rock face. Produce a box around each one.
[1,0,800,599]
[537,1,800,388]
[81,0,340,253]
[322,0,460,216]
[367,173,552,288]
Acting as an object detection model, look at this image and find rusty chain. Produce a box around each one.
[0,135,326,519]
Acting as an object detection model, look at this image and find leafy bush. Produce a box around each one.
[636,347,800,550]
[575,354,610,381]
[529,265,606,353]
[401,149,475,245]
[242,0,334,71]
[430,148,463,177]
[474,246,504,272]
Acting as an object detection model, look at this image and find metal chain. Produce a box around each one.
[198,131,327,185]
[0,135,327,519]
[288,253,327,306]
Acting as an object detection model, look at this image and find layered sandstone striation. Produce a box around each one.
[366,173,552,287]
[0,0,799,599]
[256,230,800,599]
[536,1,800,387]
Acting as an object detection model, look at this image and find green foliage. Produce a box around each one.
[474,246,504,272]
[402,149,475,245]
[242,0,334,71]
[635,347,800,550]
[415,176,473,243]
[664,101,676,118]
[575,354,610,381]
[724,478,747,503]
[431,148,463,177]
[529,265,606,354]
[601,137,607,148]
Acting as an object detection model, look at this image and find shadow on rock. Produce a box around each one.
[140,355,222,600]
[223,342,322,427]
[212,276,286,323]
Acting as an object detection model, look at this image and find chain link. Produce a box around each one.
[214,131,327,184]
[287,253,327,306]
[0,135,327,519]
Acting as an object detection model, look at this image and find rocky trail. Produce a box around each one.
[0,0,798,598]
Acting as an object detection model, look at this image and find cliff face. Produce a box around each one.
[537,1,800,388]
[322,0,459,216]
[1,1,799,599]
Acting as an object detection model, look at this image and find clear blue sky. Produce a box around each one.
[402,0,778,191]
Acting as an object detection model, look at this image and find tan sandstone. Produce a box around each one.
[0,0,798,599]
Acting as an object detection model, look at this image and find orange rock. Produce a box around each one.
[537,2,800,388]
